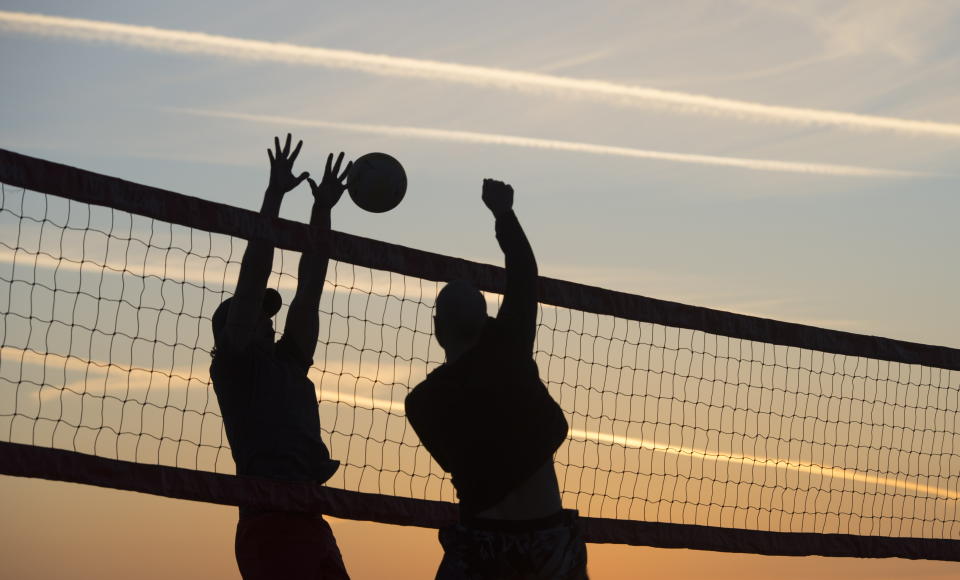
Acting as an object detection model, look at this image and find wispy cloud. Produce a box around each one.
[754,1,950,63]
[322,382,960,501]
[571,428,959,500]
[2,10,960,138]
[0,245,236,288]
[537,48,616,73]
[6,345,955,499]
[317,387,407,416]
[175,109,924,178]
[0,246,436,301]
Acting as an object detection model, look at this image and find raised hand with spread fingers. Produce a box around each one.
[308,152,353,214]
[266,133,310,199]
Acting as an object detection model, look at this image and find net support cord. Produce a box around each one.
[1,148,959,560]
[2,148,957,370]
[2,441,957,560]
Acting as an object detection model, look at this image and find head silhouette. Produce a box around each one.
[434,279,487,356]
[212,288,282,349]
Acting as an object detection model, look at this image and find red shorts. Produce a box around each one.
[235,511,349,579]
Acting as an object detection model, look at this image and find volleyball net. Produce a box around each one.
[0,148,957,560]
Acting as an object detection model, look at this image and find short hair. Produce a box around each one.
[434,279,487,346]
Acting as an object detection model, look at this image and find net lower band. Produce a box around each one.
[1,148,958,560]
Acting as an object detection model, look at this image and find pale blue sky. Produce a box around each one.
[2,1,958,348]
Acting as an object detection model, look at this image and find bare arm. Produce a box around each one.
[221,134,309,352]
[484,179,538,354]
[281,152,352,358]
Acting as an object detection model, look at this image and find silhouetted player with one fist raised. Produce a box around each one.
[405,179,588,579]
[210,134,352,579]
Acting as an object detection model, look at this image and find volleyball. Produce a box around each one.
[346,152,407,213]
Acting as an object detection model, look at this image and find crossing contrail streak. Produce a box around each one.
[569,428,960,501]
[3,10,960,138]
[6,345,956,500]
[316,387,959,501]
[176,108,924,177]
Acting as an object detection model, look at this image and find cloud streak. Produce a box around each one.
[2,10,960,138]
[0,246,435,302]
[317,386,960,501]
[176,109,923,177]
[6,344,955,500]
[571,428,959,501]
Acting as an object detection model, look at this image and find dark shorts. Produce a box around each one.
[436,510,588,580]
[236,511,349,580]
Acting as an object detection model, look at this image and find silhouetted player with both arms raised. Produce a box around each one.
[210,134,352,579]
[405,179,588,579]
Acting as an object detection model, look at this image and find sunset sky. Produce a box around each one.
[1,1,959,578]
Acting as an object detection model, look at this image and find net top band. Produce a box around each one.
[2,147,958,372]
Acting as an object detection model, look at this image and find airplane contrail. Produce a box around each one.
[570,428,960,501]
[2,10,960,138]
[321,387,960,501]
[6,344,956,500]
[176,108,924,177]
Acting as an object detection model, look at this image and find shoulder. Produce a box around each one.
[484,315,506,337]
[212,338,252,365]
[405,372,437,410]
[404,367,450,419]
[210,340,270,387]
[275,335,314,373]
[463,317,502,352]
[478,316,527,358]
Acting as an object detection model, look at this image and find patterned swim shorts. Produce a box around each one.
[436,510,588,580]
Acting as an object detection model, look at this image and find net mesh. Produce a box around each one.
[1,181,958,542]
